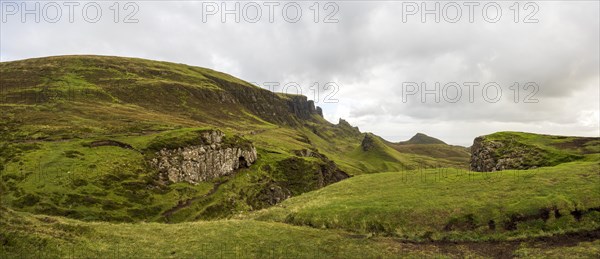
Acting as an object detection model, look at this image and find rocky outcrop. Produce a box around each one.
[337,119,360,133]
[361,133,377,151]
[150,130,257,184]
[470,136,541,172]
[257,156,349,206]
[205,76,323,125]
[293,148,328,160]
[470,137,501,172]
[247,151,350,209]
[470,133,593,172]
[255,183,293,206]
[316,107,323,117]
[286,95,321,120]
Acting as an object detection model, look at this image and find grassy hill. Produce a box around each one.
[250,160,600,241]
[385,133,471,167]
[471,131,600,172]
[0,55,460,223]
[2,56,599,258]
[399,133,447,145]
[2,206,599,258]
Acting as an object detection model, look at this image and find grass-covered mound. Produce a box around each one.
[250,161,600,241]
[399,133,447,145]
[482,132,599,158]
[2,207,599,258]
[0,207,446,258]
[471,131,599,171]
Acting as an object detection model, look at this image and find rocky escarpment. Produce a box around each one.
[150,130,257,184]
[205,75,323,125]
[286,95,321,120]
[3,56,326,127]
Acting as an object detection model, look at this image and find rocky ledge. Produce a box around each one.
[150,130,257,184]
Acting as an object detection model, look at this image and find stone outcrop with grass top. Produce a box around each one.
[150,130,257,184]
[470,132,597,172]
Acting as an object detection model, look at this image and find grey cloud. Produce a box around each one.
[1,1,598,145]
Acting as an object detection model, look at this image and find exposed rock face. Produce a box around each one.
[205,76,324,125]
[255,183,293,206]
[151,130,257,184]
[286,95,321,120]
[293,149,317,158]
[470,133,593,172]
[316,107,323,117]
[470,137,501,172]
[361,133,377,151]
[470,136,539,172]
[254,156,349,207]
[337,119,361,135]
[246,150,350,209]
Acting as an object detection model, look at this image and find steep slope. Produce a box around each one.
[470,131,599,172]
[0,55,322,136]
[0,55,462,222]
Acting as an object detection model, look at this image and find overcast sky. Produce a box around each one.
[1,1,598,146]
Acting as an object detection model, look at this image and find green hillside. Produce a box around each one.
[1,56,599,258]
[386,133,471,167]
[471,131,600,172]
[400,133,447,145]
[2,206,599,258]
[251,160,600,241]
[0,56,458,223]
[480,131,599,158]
